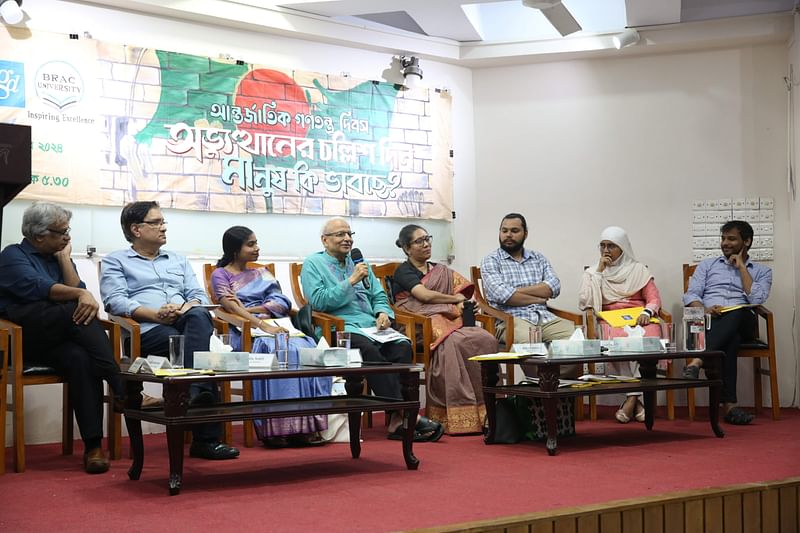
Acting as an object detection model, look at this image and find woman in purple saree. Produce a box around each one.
[211,226,330,447]
[393,225,498,434]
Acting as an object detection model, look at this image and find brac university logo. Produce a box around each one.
[0,60,25,108]
[35,61,83,110]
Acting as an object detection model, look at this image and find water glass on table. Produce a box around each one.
[660,322,676,353]
[528,325,542,345]
[336,331,351,349]
[169,335,185,369]
[275,331,289,369]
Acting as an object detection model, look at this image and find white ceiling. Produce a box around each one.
[84,0,795,65]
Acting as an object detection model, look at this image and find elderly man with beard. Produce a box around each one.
[683,220,772,425]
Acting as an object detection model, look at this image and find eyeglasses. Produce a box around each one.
[410,235,433,246]
[47,227,71,236]
[323,231,355,239]
[598,242,620,250]
[139,219,168,227]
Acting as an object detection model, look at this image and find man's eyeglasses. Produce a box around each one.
[47,227,71,236]
[411,235,433,246]
[139,219,168,227]
[324,231,355,239]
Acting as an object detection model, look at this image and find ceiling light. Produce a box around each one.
[613,29,640,50]
[521,0,582,37]
[0,0,23,25]
[400,56,423,89]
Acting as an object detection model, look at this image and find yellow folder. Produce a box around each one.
[596,307,659,328]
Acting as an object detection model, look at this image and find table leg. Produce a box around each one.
[704,357,726,438]
[482,363,499,444]
[639,360,657,431]
[125,380,144,481]
[344,376,363,459]
[538,365,560,456]
[399,371,420,470]
[163,382,191,496]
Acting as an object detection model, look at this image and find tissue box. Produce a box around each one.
[611,337,663,353]
[299,348,350,367]
[193,351,249,371]
[549,340,602,356]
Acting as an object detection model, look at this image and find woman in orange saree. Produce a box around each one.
[393,225,498,434]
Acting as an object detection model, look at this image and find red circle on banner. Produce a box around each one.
[233,69,310,155]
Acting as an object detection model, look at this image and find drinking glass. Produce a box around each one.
[660,322,676,353]
[528,325,542,344]
[168,335,185,369]
[337,331,351,349]
[275,332,289,369]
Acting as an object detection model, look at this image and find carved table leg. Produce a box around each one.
[639,359,657,431]
[538,364,560,456]
[399,370,420,470]
[125,380,144,481]
[345,376,364,459]
[163,382,191,495]
[482,362,499,444]
[704,356,726,438]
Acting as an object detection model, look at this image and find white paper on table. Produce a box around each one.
[357,326,409,344]
[250,316,306,337]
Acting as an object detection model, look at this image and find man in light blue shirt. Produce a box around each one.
[101,201,239,460]
[683,220,773,425]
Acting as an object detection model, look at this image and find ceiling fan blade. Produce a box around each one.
[541,3,582,36]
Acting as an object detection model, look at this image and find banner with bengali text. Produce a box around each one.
[0,29,454,220]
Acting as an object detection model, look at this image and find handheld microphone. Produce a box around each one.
[350,248,370,289]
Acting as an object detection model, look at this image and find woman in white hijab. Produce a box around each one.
[578,226,663,424]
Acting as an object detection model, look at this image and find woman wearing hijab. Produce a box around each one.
[578,226,663,424]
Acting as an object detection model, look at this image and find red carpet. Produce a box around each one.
[2,408,799,532]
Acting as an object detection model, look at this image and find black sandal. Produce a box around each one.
[724,407,753,425]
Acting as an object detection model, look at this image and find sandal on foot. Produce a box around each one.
[724,407,754,425]
[387,426,433,442]
[682,365,701,379]
[634,400,645,423]
[416,416,444,442]
[615,408,631,424]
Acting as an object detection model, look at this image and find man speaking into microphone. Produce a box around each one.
[301,217,443,442]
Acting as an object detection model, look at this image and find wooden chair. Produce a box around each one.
[584,308,675,420]
[0,316,122,473]
[0,329,8,474]
[682,264,779,420]
[289,262,412,428]
[372,262,496,385]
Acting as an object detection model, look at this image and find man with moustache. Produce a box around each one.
[481,213,575,348]
[101,201,239,459]
[301,217,443,442]
[683,220,772,425]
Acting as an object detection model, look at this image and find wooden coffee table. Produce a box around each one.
[480,350,724,455]
[121,363,422,495]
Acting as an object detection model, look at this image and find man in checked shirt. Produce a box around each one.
[480,213,577,377]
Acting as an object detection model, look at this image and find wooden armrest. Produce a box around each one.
[752,305,772,320]
[476,313,495,335]
[0,318,21,336]
[658,309,672,323]
[212,309,250,329]
[549,306,583,325]
[107,314,141,359]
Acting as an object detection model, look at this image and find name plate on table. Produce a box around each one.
[611,337,663,353]
[193,351,250,371]
[549,339,602,356]
[299,348,361,366]
[249,353,276,368]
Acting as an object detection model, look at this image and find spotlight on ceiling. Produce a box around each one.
[0,0,23,25]
[521,0,581,37]
[613,29,640,50]
[400,56,423,89]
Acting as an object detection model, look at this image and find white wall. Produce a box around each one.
[3,0,477,446]
[472,43,797,408]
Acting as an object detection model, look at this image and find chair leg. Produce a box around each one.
[666,361,675,420]
[12,381,24,472]
[753,358,763,414]
[589,396,597,421]
[0,391,5,476]
[687,389,696,421]
[62,384,73,455]
[767,354,780,420]
[575,396,584,420]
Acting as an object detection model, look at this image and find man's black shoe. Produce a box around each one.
[189,441,240,460]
